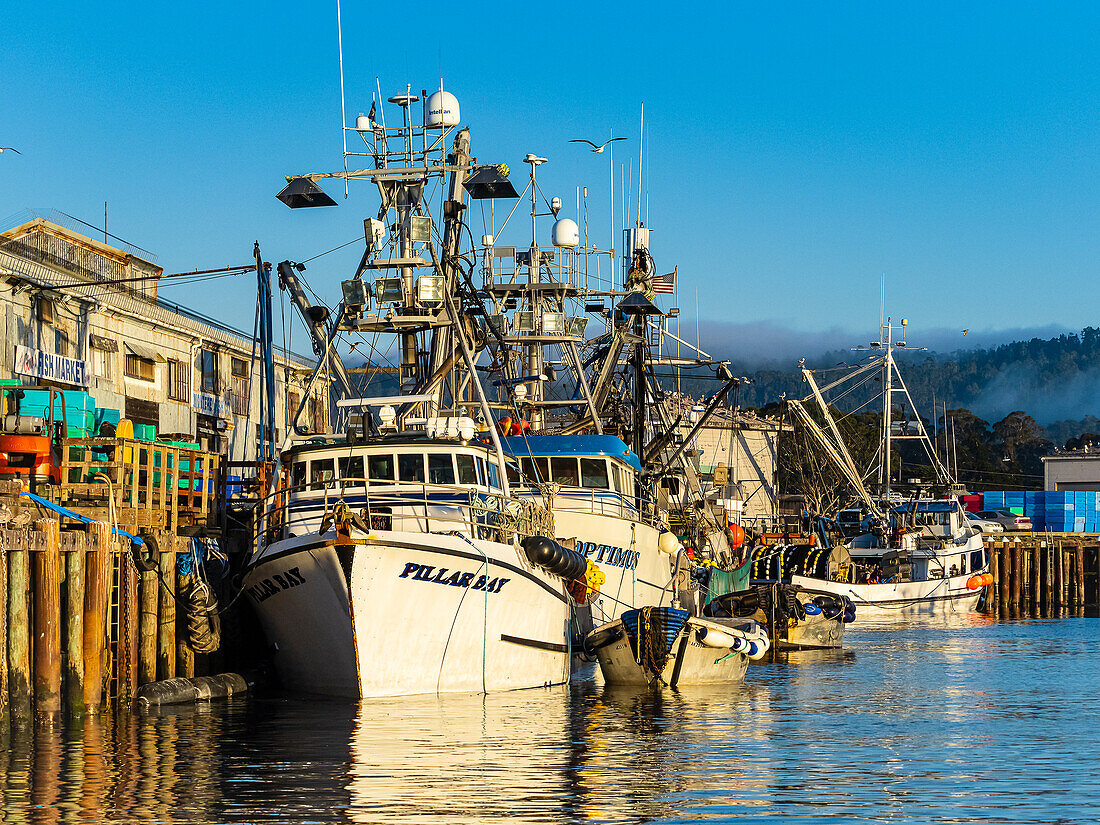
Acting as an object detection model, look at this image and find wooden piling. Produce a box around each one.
[1076,545,1086,607]
[34,519,62,716]
[0,532,8,732]
[83,523,110,712]
[7,529,31,718]
[177,574,195,679]
[157,535,176,681]
[997,545,1008,614]
[139,567,158,686]
[119,557,139,701]
[64,532,85,714]
[1025,545,1034,616]
[990,543,1000,609]
[1011,543,1023,611]
[1057,542,1066,608]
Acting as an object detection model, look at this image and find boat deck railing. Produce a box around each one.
[256,475,555,549]
[513,484,654,526]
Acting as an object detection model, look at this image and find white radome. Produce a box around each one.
[551,218,579,249]
[424,91,460,128]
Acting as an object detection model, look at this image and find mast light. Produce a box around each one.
[276,177,338,209]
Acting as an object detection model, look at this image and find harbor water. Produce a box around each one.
[1,615,1096,824]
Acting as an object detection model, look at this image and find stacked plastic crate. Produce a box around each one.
[1044,491,1076,533]
[19,389,96,438]
[1025,491,1044,531]
[982,491,1005,512]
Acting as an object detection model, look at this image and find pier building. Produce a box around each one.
[0,211,329,460]
[1042,449,1100,492]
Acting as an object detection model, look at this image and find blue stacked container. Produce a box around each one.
[1025,491,1044,530]
[983,491,1006,511]
[17,388,97,437]
[1044,491,1076,532]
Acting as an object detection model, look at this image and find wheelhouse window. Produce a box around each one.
[338,455,364,482]
[487,462,501,490]
[291,461,306,490]
[368,454,395,481]
[310,458,335,490]
[521,456,549,483]
[551,457,579,486]
[580,458,609,489]
[398,453,424,483]
[428,454,455,484]
[456,454,478,484]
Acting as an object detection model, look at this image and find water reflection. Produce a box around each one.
[0,617,1097,823]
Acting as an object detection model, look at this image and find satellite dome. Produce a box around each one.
[551,218,579,249]
[424,91,460,128]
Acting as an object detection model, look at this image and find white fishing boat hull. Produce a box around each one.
[550,507,670,624]
[790,572,983,617]
[587,612,767,688]
[244,529,570,698]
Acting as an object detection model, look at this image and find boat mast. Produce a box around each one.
[881,317,893,501]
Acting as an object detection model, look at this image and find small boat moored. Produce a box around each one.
[706,582,854,650]
[586,606,769,688]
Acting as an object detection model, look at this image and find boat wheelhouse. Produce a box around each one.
[500,435,675,625]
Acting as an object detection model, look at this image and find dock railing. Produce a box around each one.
[58,437,220,532]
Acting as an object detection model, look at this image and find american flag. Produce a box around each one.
[651,271,676,294]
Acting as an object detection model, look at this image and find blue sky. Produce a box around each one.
[3,1,1099,355]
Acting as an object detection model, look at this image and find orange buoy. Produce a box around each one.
[981,572,994,587]
[497,416,513,436]
[726,523,745,549]
[966,575,983,591]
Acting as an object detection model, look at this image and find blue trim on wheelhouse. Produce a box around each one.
[500,435,642,472]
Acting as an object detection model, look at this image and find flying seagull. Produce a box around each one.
[569,137,626,154]
[0,147,21,154]
[962,329,969,335]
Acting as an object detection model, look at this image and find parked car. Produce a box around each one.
[976,510,1032,531]
[965,512,1004,533]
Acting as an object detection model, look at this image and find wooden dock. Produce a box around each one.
[983,535,1100,616]
[0,479,226,727]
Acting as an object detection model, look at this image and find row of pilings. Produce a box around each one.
[984,537,1099,617]
[1,519,223,741]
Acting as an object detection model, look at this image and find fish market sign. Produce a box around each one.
[14,345,88,387]
[193,392,231,418]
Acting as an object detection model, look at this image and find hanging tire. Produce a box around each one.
[133,533,160,573]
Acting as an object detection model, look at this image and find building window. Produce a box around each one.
[201,350,219,394]
[309,395,327,431]
[231,357,249,415]
[124,354,155,382]
[287,391,300,428]
[167,359,189,401]
[92,348,112,379]
[54,328,69,357]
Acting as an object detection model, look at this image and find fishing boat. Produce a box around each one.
[705,582,853,649]
[244,88,587,697]
[586,606,769,687]
[771,317,990,617]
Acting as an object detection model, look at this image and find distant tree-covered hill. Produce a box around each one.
[671,326,1100,444]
